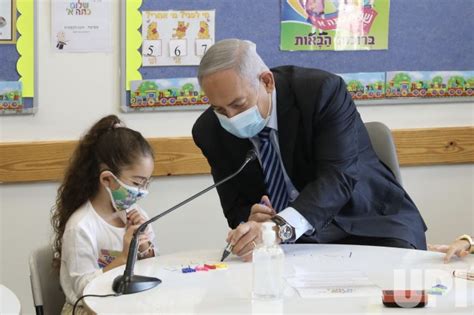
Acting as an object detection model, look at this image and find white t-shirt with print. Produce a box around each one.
[60,200,156,305]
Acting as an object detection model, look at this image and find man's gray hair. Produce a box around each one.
[198,39,269,88]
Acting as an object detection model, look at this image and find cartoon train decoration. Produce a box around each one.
[130,88,209,107]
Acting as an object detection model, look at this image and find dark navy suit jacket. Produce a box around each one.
[192,66,427,249]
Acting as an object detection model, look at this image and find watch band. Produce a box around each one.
[456,234,474,254]
[271,215,286,226]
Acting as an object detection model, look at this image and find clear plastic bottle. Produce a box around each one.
[252,222,285,300]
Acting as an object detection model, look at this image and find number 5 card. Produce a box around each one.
[141,10,215,67]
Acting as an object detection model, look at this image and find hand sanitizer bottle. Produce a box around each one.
[252,222,285,300]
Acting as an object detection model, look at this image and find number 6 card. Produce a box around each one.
[169,39,187,58]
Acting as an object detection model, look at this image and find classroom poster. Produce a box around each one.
[386,71,474,98]
[0,81,22,110]
[339,72,385,100]
[281,0,390,51]
[129,78,209,110]
[0,0,15,43]
[0,0,35,115]
[141,10,215,66]
[51,0,112,52]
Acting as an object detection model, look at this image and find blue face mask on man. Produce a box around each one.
[214,90,272,139]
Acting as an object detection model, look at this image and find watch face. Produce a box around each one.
[280,225,293,240]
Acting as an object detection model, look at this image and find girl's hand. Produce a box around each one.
[428,239,470,263]
[127,209,152,252]
[127,209,147,225]
[127,209,150,234]
[103,225,139,272]
[104,223,143,272]
[122,224,140,258]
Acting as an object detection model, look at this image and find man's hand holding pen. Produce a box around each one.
[225,221,263,262]
[221,195,279,262]
[248,195,276,222]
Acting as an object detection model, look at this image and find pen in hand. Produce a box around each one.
[220,243,233,262]
[221,197,273,262]
[220,221,247,262]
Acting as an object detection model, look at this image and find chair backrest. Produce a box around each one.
[29,246,65,315]
[364,121,403,185]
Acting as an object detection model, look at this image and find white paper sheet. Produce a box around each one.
[0,0,14,42]
[285,270,381,298]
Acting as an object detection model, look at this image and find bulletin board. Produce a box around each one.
[121,0,474,111]
[0,0,37,115]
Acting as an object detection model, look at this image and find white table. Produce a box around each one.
[0,284,21,315]
[84,244,474,314]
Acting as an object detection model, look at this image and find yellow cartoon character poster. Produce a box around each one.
[142,10,215,66]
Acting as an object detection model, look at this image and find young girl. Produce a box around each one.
[51,115,157,314]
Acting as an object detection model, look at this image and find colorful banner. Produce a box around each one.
[129,78,209,110]
[386,71,474,98]
[339,72,385,100]
[0,0,35,115]
[337,71,474,101]
[281,0,390,51]
[0,81,23,113]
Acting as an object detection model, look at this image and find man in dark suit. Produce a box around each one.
[192,39,427,260]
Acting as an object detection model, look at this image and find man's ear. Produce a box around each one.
[259,71,275,93]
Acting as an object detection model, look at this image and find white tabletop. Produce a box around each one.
[84,244,474,314]
[0,284,21,315]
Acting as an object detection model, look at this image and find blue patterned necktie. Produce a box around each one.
[258,127,290,212]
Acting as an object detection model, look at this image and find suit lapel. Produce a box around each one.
[220,129,253,165]
[219,126,266,195]
[274,71,299,178]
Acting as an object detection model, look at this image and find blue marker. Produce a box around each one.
[182,266,196,273]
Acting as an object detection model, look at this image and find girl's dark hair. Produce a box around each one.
[51,115,154,269]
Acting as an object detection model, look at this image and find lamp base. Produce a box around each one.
[112,274,161,294]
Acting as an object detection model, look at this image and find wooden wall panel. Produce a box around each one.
[394,127,474,166]
[0,127,472,183]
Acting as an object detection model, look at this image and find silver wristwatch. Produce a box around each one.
[271,215,296,242]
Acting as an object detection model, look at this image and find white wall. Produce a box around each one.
[0,1,473,313]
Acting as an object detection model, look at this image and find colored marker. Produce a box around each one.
[181,266,196,273]
[204,264,216,270]
[215,263,228,269]
[195,265,209,272]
